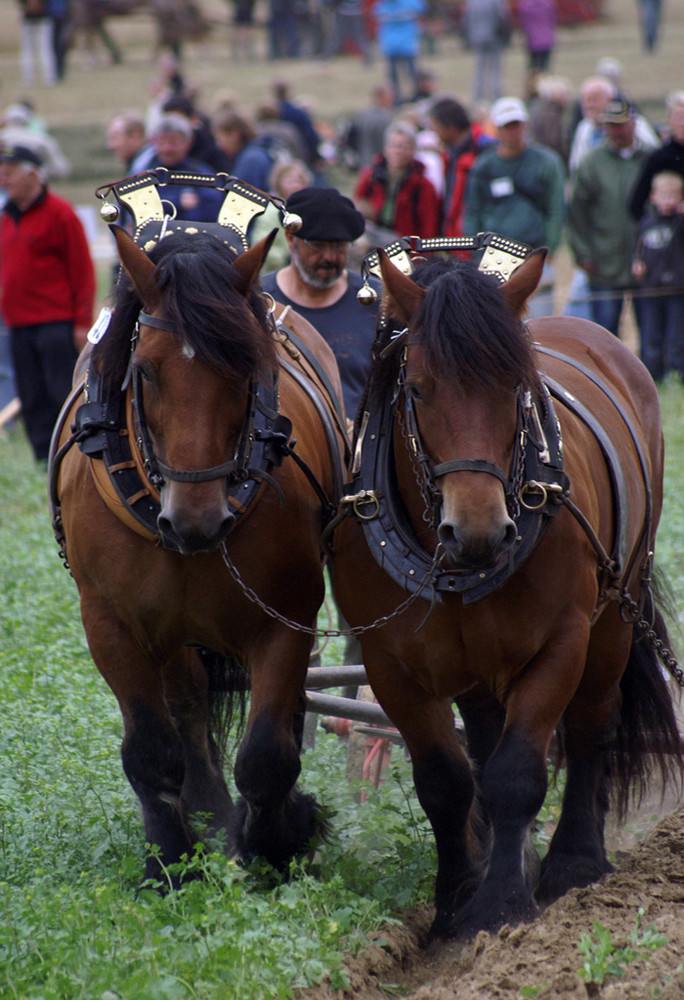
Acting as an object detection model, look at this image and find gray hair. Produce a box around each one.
[666,90,684,114]
[153,113,193,140]
[384,120,417,149]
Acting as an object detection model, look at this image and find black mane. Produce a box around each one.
[93,232,276,391]
[367,257,540,409]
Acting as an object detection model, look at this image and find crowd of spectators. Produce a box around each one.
[3,5,684,457]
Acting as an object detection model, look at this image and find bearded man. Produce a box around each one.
[259,186,379,421]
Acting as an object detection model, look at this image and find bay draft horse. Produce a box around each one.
[333,249,683,939]
[52,227,346,882]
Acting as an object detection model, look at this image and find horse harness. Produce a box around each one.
[48,307,348,561]
[339,335,654,614]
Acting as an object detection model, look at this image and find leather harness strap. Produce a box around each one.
[536,344,654,585]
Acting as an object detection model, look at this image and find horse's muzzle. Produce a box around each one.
[437,515,517,571]
[157,507,237,555]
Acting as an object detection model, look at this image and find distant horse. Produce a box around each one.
[333,249,682,939]
[68,0,212,64]
[50,227,346,880]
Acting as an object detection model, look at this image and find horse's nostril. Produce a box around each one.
[502,519,518,550]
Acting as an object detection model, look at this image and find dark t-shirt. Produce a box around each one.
[259,269,380,420]
[635,211,684,288]
[630,139,684,220]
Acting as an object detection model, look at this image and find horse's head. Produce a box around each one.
[379,248,546,571]
[112,227,277,555]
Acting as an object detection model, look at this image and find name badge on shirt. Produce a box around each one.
[490,177,514,198]
[87,307,113,344]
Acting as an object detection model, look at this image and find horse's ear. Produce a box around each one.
[500,248,548,317]
[379,249,426,324]
[110,225,161,311]
[232,230,278,296]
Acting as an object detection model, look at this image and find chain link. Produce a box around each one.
[219,541,447,637]
[619,588,684,686]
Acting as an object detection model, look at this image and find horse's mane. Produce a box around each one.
[93,232,276,391]
[367,257,540,409]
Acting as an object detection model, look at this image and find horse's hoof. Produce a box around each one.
[536,852,613,906]
[444,886,539,940]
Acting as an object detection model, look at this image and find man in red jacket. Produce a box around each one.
[0,144,95,460]
[429,96,494,238]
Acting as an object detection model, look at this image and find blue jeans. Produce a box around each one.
[387,54,418,104]
[0,326,17,412]
[562,268,592,320]
[639,0,662,51]
[637,291,684,381]
[588,285,639,337]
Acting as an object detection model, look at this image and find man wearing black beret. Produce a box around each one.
[260,186,380,422]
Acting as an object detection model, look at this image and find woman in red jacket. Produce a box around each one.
[354,121,441,239]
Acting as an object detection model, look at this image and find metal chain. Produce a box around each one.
[619,588,684,686]
[395,402,438,526]
[507,417,528,523]
[219,540,447,637]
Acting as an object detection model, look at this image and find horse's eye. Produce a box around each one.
[136,364,153,383]
[408,383,423,401]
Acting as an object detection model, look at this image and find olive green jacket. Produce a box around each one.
[567,142,651,287]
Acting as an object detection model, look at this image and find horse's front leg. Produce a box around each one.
[362,651,483,939]
[232,625,324,870]
[448,623,588,939]
[80,595,196,883]
[162,647,236,852]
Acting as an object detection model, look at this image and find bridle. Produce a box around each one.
[391,332,548,530]
[129,309,280,495]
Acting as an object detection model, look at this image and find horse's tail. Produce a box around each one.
[613,576,684,819]
[199,649,249,768]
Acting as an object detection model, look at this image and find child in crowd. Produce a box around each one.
[632,170,684,382]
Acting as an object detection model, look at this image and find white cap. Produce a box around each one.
[490,97,529,127]
[4,103,31,126]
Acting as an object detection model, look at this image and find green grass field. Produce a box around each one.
[1,376,684,999]
[2,3,684,995]
[0,425,439,999]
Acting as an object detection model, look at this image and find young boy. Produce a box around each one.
[632,170,684,381]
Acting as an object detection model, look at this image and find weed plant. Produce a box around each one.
[1,377,683,999]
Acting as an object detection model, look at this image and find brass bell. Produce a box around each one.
[282,211,302,234]
[100,202,120,223]
[357,280,378,306]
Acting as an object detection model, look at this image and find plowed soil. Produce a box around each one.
[299,798,684,1000]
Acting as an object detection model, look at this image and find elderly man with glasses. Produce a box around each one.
[260,186,380,423]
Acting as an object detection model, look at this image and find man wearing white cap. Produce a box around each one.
[463,96,565,316]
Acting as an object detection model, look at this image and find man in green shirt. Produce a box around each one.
[463,96,566,317]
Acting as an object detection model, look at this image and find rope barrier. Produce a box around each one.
[562,283,684,304]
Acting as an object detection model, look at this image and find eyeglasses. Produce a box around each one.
[299,239,351,253]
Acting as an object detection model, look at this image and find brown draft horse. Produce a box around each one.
[333,249,683,940]
[51,227,346,881]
